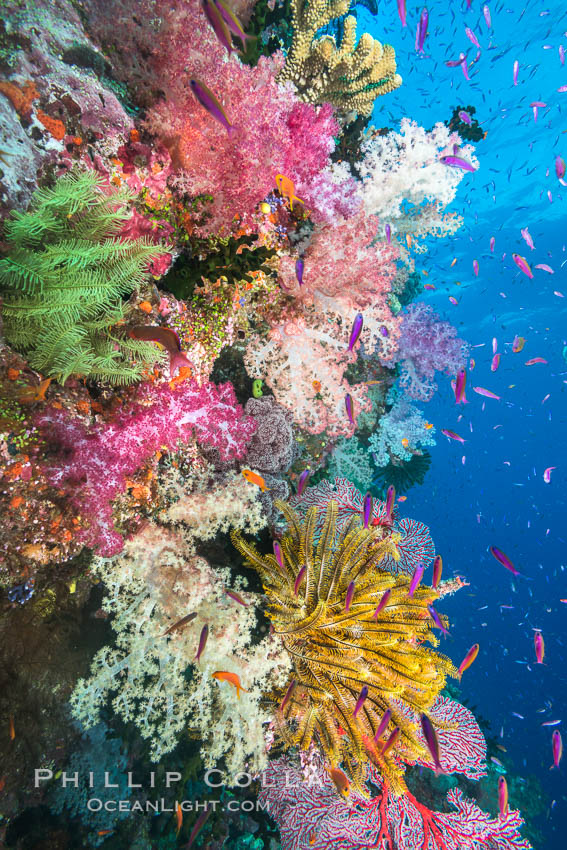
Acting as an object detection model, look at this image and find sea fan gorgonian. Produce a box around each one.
[231,500,458,795]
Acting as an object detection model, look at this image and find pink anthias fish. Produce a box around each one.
[345,393,354,424]
[454,368,467,403]
[201,0,233,54]
[512,335,525,352]
[551,730,563,769]
[491,353,501,372]
[373,709,392,743]
[440,154,476,172]
[373,588,391,618]
[473,386,500,400]
[189,78,235,136]
[345,580,356,612]
[294,565,306,596]
[128,326,191,378]
[353,684,369,718]
[535,263,554,273]
[534,631,545,664]
[408,564,424,598]
[521,227,535,250]
[473,259,479,276]
[428,604,449,636]
[449,295,459,305]
[490,236,495,252]
[512,253,533,278]
[492,337,498,354]
[556,156,566,179]
[458,643,479,676]
[489,545,521,576]
[560,45,565,66]
[415,7,429,53]
[525,357,547,365]
[441,429,465,443]
[530,101,546,122]
[194,623,209,662]
[420,713,444,774]
[543,466,556,483]
[483,4,492,29]
[498,776,509,817]
[432,554,442,589]
[513,60,519,85]
[348,312,364,351]
[397,0,407,27]
[446,52,470,80]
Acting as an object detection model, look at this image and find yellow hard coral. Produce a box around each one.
[278,0,402,115]
[231,500,457,795]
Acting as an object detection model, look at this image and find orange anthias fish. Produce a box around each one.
[275,174,304,211]
[211,671,248,699]
[175,802,183,836]
[326,766,350,798]
[16,377,52,404]
[241,469,270,491]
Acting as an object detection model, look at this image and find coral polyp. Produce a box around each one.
[232,499,458,794]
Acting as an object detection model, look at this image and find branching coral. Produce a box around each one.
[0,170,167,385]
[278,0,402,115]
[232,500,458,795]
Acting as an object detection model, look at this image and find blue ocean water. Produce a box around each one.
[358,2,567,846]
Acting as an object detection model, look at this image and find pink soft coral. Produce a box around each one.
[34,380,256,556]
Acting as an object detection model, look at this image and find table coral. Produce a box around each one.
[278,0,402,114]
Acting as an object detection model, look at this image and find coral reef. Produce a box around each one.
[278,0,402,114]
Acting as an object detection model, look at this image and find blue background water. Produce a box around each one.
[357,1,567,846]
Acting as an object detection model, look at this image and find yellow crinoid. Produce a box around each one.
[231,500,458,795]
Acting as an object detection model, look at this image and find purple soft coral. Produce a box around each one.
[34,380,256,556]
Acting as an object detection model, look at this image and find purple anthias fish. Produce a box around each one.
[428,604,449,635]
[490,236,495,252]
[498,776,509,817]
[551,730,563,768]
[345,580,356,612]
[225,589,248,606]
[362,492,373,529]
[213,0,254,45]
[281,678,296,711]
[420,713,443,773]
[381,726,400,757]
[273,540,284,572]
[295,257,304,285]
[345,393,354,424]
[353,684,368,718]
[513,60,519,85]
[556,156,566,179]
[397,0,407,27]
[201,0,232,54]
[408,564,424,598]
[432,555,442,589]
[458,110,472,125]
[373,708,392,743]
[465,26,480,50]
[385,484,395,518]
[294,565,306,596]
[195,623,209,662]
[190,78,235,136]
[455,368,467,403]
[440,155,476,172]
[385,223,391,243]
[186,805,212,850]
[415,8,428,53]
[373,588,391,618]
[473,259,479,276]
[483,4,492,29]
[380,325,389,337]
[512,253,533,278]
[297,469,310,496]
[348,312,364,351]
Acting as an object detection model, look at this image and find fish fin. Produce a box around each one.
[169,351,192,378]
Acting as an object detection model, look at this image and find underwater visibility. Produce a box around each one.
[0,0,565,847]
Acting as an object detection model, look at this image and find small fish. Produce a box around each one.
[513,60,519,86]
[541,720,561,727]
[535,263,554,273]
[397,495,407,502]
[175,801,183,836]
[556,156,566,179]
[450,257,458,267]
[9,714,15,741]
[294,565,306,596]
[186,805,212,849]
[201,0,232,54]
[458,643,479,676]
[190,79,234,136]
[381,726,401,757]
[473,386,500,400]
[16,377,52,404]
[349,312,364,351]
[408,564,424,598]
[362,492,373,529]
[385,484,395,518]
[345,580,356,613]
[385,223,391,243]
[534,631,545,664]
[295,258,304,286]
[483,5,492,29]
[225,589,249,606]
[421,713,443,773]
[275,174,303,211]
[432,555,442,588]
[440,155,476,172]
[195,624,209,662]
[512,253,533,278]
[521,227,535,250]
[162,611,197,636]
[241,469,269,491]
[455,369,467,404]
[345,393,354,424]
[512,335,525,352]
[489,546,520,576]
[490,236,495,252]
[128,326,191,378]
[498,776,509,817]
[415,7,429,53]
[449,296,459,306]
[543,467,555,483]
[441,429,465,443]
[373,709,392,742]
[458,110,472,124]
[297,469,310,496]
[491,354,500,372]
[280,679,296,711]
[327,766,350,798]
[551,730,563,768]
[473,259,479,277]
[353,684,369,718]
[397,0,407,27]
[211,670,248,698]
[373,588,391,618]
[273,540,284,572]
[213,0,254,45]
[428,604,449,635]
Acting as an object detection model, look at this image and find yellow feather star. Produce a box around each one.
[231,499,458,796]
